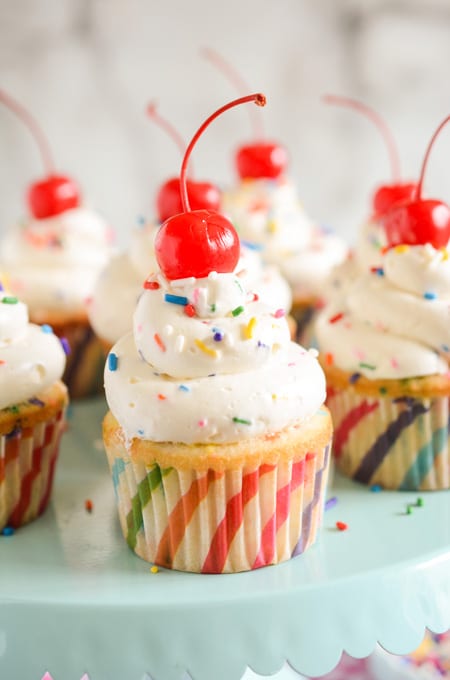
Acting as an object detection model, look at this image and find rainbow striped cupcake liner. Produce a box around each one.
[105,442,331,573]
[328,388,450,490]
[52,321,105,399]
[0,409,66,530]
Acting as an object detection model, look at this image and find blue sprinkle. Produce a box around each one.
[370,484,382,492]
[325,496,338,511]
[164,293,189,306]
[178,384,190,392]
[424,291,437,300]
[349,372,361,384]
[137,429,144,436]
[108,353,118,371]
[213,332,223,342]
[1,526,14,536]
[60,337,71,355]
[136,215,146,226]
[41,324,53,334]
[28,397,45,407]
[241,239,264,252]
[442,344,449,353]
[375,267,384,276]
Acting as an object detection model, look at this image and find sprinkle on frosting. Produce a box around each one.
[41,324,53,334]
[329,312,344,324]
[184,304,196,317]
[154,333,166,352]
[243,317,257,339]
[231,305,244,317]
[164,293,189,306]
[423,291,437,300]
[195,339,218,358]
[232,417,252,425]
[144,280,160,290]
[2,296,18,304]
[108,353,118,371]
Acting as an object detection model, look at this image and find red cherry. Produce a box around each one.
[27,174,80,219]
[372,181,417,216]
[0,89,81,220]
[156,177,221,222]
[155,93,266,280]
[236,142,288,180]
[381,114,450,249]
[155,209,239,280]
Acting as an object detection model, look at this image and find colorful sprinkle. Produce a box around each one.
[423,291,437,300]
[440,247,449,261]
[394,244,409,253]
[232,417,252,425]
[154,333,166,352]
[325,496,338,511]
[328,312,344,324]
[178,384,190,392]
[359,362,376,371]
[379,386,388,395]
[241,239,263,251]
[370,484,382,492]
[1,296,18,304]
[157,394,166,401]
[232,305,244,317]
[349,372,361,384]
[243,317,257,339]
[144,280,160,290]
[41,324,53,334]
[213,331,223,342]
[85,499,93,513]
[370,267,384,276]
[194,339,217,358]
[416,497,424,507]
[198,419,207,427]
[164,293,188,306]
[1,526,14,536]
[406,505,413,515]
[336,521,348,531]
[273,309,285,318]
[28,397,45,407]
[150,565,159,574]
[108,353,118,371]
[210,303,216,312]
[60,337,71,355]
[184,304,196,317]
[325,352,334,366]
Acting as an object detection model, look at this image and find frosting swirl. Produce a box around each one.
[0,293,66,409]
[104,271,325,444]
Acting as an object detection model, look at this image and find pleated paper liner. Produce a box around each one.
[103,408,332,573]
[0,381,68,530]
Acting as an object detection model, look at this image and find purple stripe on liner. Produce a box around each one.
[353,401,429,485]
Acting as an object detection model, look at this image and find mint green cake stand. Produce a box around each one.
[0,397,449,680]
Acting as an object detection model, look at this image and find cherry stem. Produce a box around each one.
[0,88,55,174]
[416,114,450,201]
[180,93,266,213]
[323,94,401,182]
[201,47,265,139]
[147,101,187,160]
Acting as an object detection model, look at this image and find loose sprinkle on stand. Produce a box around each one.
[328,312,344,324]
[195,339,217,358]
[370,484,382,492]
[336,521,348,531]
[85,499,93,513]
[108,353,118,371]
[41,324,53,334]
[150,565,159,574]
[325,497,338,511]
[243,317,257,339]
[232,416,252,426]
[60,337,71,355]
[1,526,14,536]
[144,280,160,290]
[416,497,424,507]
[164,293,189,306]
[154,333,166,352]
[232,305,245,317]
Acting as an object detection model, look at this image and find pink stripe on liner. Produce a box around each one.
[201,464,276,574]
[252,459,306,569]
[333,400,379,459]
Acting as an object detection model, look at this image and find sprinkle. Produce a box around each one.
[0,360,5,366]
[213,331,223,342]
[1,526,14,536]
[210,303,216,312]
[243,317,257,339]
[232,417,252,425]
[241,239,263,251]
[442,344,449,353]
[379,386,388,395]
[232,305,244,317]
[85,499,93,513]
[28,397,45,407]
[144,280,160,290]
[60,337,71,355]
[359,362,376,371]
[273,309,285,318]
[440,247,449,261]
[137,429,144,436]
[150,565,159,574]
[198,419,207,427]
[194,339,217,358]
[268,219,278,233]
[175,335,185,352]
[178,385,190,394]
[349,372,361,384]
[423,291,437,300]
[325,352,334,366]
[1,296,18,304]
[394,244,409,254]
[137,215,146,226]
[325,496,338,511]
[406,505,413,515]
[370,267,384,276]
[0,282,3,291]
[336,521,348,531]
[328,312,344,324]
[416,497,424,507]
[250,293,259,302]
[390,358,399,369]
[370,484,382,492]
[164,293,188,306]
[41,324,53,334]
[157,394,166,401]
[154,333,166,352]
[108,353,118,371]
[184,304,196,317]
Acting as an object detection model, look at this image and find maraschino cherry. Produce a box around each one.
[147,103,220,222]
[202,48,288,180]
[0,89,80,219]
[155,93,266,281]
[323,94,416,215]
[381,114,450,249]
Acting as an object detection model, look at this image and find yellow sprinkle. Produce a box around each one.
[194,339,218,358]
[394,245,409,254]
[272,394,277,400]
[243,316,257,339]
[440,247,449,261]
[150,565,159,574]
[268,219,278,234]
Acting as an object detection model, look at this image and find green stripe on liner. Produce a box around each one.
[399,423,448,490]
[125,464,169,549]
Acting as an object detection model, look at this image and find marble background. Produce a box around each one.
[1,0,450,247]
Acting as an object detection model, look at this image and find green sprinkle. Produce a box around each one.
[232,417,252,426]
[406,505,413,515]
[359,362,376,371]
[379,386,388,395]
[8,405,19,414]
[231,305,244,317]
[210,303,216,312]
[2,297,18,305]
[416,497,424,507]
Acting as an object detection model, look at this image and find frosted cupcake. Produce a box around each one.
[102,94,332,573]
[0,89,113,398]
[0,289,68,530]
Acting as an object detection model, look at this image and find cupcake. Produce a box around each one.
[369,632,450,680]
[0,289,68,530]
[0,88,113,398]
[102,93,332,573]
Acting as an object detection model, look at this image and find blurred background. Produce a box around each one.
[1,0,450,247]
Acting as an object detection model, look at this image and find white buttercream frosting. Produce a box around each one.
[316,244,450,379]
[104,270,326,444]
[0,293,66,409]
[223,176,348,297]
[0,206,113,316]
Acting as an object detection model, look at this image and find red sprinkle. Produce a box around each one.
[157,393,166,400]
[154,333,166,352]
[325,352,334,366]
[85,499,93,513]
[336,521,348,531]
[184,304,196,317]
[144,280,160,290]
[329,312,344,324]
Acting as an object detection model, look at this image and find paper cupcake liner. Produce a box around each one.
[105,441,331,573]
[328,388,450,490]
[291,301,317,346]
[51,321,105,399]
[0,408,66,529]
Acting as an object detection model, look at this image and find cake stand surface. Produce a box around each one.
[0,397,449,680]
